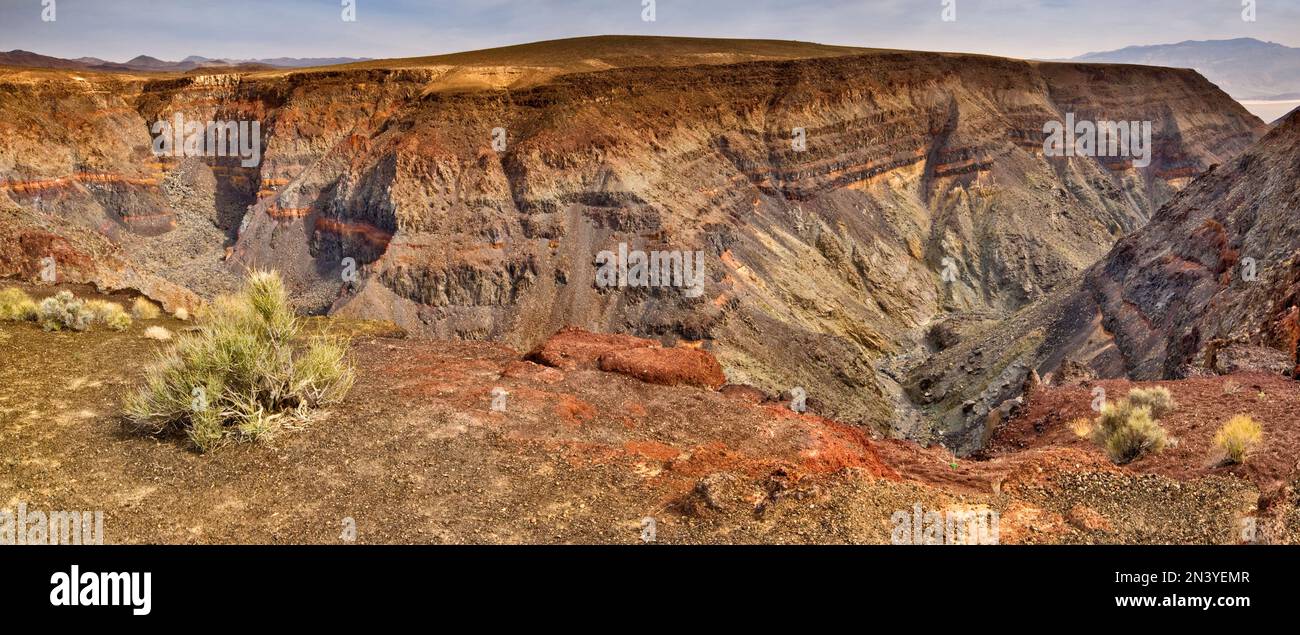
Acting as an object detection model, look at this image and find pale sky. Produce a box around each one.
[1,0,1296,62]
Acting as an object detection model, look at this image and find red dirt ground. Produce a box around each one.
[0,316,1290,544]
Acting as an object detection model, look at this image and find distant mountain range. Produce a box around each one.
[0,50,369,72]
[1070,38,1300,101]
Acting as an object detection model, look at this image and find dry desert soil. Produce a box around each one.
[2,283,1295,545]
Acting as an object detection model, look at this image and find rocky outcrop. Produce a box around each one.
[597,346,727,390]
[528,326,727,389]
[526,326,658,370]
[1209,344,1295,376]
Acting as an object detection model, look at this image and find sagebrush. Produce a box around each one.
[38,291,93,331]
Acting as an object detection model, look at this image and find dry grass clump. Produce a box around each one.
[1213,415,1262,465]
[1069,417,1093,438]
[0,287,39,321]
[124,270,354,452]
[85,300,132,331]
[1126,386,1175,418]
[131,297,162,320]
[143,326,173,341]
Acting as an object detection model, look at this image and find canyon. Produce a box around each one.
[0,35,1273,443]
[910,107,1300,454]
[5,36,1300,544]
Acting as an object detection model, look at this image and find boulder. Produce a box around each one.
[526,326,656,370]
[598,346,727,390]
[528,327,727,389]
[1066,505,1114,533]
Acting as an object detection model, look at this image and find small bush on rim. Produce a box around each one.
[1213,415,1262,465]
[6,288,135,331]
[124,270,354,452]
[1076,388,1174,464]
[38,291,93,331]
[1126,386,1176,418]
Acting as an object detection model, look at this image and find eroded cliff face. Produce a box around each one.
[908,110,1300,454]
[0,41,1265,430]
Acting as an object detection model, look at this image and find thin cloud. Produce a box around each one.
[0,0,1295,61]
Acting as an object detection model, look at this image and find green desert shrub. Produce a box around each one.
[124,270,354,452]
[1081,389,1174,464]
[85,300,132,331]
[1126,386,1176,418]
[38,291,93,332]
[1093,402,1168,464]
[0,287,38,321]
[1213,415,1262,465]
[131,297,162,320]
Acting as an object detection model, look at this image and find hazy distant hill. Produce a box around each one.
[182,55,373,68]
[0,49,87,70]
[1071,38,1300,100]
[0,50,369,72]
